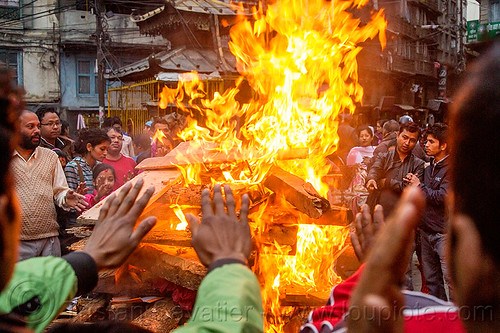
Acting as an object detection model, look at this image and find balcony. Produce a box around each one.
[391,55,436,78]
[408,0,440,14]
[387,15,418,39]
[415,60,435,76]
[392,56,415,75]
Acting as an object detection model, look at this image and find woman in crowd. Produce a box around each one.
[84,163,116,208]
[346,125,376,191]
[65,128,110,194]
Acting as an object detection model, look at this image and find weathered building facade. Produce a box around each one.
[0,0,167,131]
[357,0,467,121]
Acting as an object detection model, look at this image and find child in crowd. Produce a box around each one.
[84,163,116,208]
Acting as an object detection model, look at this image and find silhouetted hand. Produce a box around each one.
[186,184,251,267]
[350,204,384,262]
[347,187,425,333]
[65,190,88,212]
[83,179,157,270]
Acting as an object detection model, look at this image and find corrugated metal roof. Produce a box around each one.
[174,0,241,15]
[156,71,222,81]
[131,0,242,23]
[106,46,237,80]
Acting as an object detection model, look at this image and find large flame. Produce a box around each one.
[158,0,386,331]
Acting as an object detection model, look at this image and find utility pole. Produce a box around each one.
[95,0,106,126]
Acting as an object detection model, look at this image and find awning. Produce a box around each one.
[426,99,448,112]
[392,104,415,111]
[156,71,222,82]
[105,46,237,81]
[130,0,243,23]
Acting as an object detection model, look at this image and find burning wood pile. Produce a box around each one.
[72,0,387,331]
[74,141,352,331]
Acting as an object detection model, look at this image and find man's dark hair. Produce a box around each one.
[450,43,500,266]
[74,128,110,155]
[425,123,448,145]
[382,119,399,134]
[102,116,122,128]
[399,121,420,139]
[35,106,59,122]
[377,119,387,127]
[61,120,70,134]
[151,117,168,129]
[92,163,116,182]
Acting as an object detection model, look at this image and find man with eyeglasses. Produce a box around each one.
[36,107,74,165]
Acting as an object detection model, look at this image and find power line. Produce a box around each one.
[0,0,39,20]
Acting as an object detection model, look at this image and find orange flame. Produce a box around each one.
[172,204,189,230]
[158,0,386,331]
[152,128,168,145]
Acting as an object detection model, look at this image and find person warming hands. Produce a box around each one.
[173,184,263,333]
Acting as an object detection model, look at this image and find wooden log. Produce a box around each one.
[78,169,182,224]
[300,205,352,226]
[131,299,183,332]
[249,198,350,226]
[71,296,109,323]
[136,141,309,170]
[94,244,206,293]
[280,289,329,307]
[142,229,192,247]
[263,166,330,219]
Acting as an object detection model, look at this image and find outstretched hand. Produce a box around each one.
[65,190,88,212]
[185,184,251,267]
[83,179,157,270]
[347,186,425,333]
[76,182,89,195]
[350,204,384,262]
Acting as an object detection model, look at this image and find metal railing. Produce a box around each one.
[107,77,230,137]
[108,79,160,137]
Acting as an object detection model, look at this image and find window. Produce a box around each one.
[77,59,98,96]
[0,0,20,20]
[0,49,21,84]
[491,0,500,23]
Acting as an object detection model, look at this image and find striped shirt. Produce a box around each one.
[64,157,94,194]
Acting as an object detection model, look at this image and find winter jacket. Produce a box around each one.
[420,156,450,234]
[0,252,97,333]
[366,150,425,216]
[372,132,397,158]
[173,263,263,333]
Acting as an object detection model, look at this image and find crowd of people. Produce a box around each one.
[0,42,499,333]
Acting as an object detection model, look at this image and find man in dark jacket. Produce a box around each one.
[366,121,425,217]
[407,123,451,301]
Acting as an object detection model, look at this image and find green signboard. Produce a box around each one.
[467,20,500,43]
[467,20,479,42]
